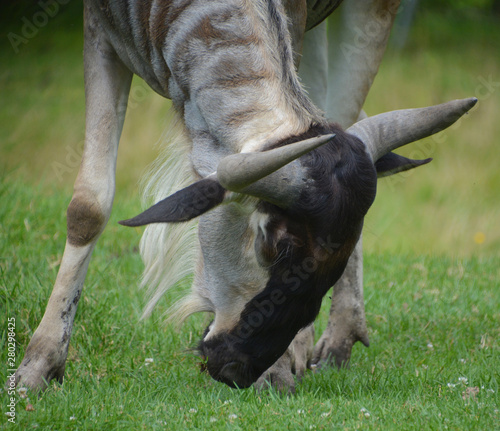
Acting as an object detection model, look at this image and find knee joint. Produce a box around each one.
[67,193,106,247]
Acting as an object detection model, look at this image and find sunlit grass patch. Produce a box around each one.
[1,178,498,430]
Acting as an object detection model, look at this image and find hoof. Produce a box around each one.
[11,334,68,393]
[13,356,65,393]
[311,329,369,369]
[255,368,296,394]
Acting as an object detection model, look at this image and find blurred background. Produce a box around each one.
[0,0,499,256]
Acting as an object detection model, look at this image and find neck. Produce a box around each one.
[164,0,323,158]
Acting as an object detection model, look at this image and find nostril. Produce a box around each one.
[218,361,254,389]
[200,334,264,389]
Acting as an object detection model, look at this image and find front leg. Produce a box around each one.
[324,0,400,128]
[311,238,369,368]
[300,0,400,370]
[14,6,132,392]
[255,324,314,393]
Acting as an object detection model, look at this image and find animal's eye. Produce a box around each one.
[283,234,304,248]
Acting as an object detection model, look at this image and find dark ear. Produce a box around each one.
[119,177,226,227]
[375,152,432,178]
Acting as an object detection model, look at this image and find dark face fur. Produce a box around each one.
[198,124,377,387]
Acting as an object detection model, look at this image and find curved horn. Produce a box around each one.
[216,134,334,207]
[217,134,334,192]
[347,97,477,161]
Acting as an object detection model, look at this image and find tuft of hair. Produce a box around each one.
[139,112,206,323]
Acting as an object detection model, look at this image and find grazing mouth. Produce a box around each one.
[213,361,256,389]
[198,335,268,389]
[200,354,256,388]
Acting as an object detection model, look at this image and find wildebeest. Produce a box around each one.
[14,0,476,391]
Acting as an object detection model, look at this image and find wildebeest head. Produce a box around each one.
[120,97,476,388]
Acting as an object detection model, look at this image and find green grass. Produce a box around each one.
[0,4,499,430]
[361,9,500,256]
[0,179,498,430]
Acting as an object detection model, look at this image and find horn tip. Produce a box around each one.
[463,97,478,109]
[118,218,140,227]
[321,133,336,141]
[458,97,478,112]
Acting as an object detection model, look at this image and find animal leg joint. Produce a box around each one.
[67,192,106,247]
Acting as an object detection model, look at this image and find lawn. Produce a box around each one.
[1,180,498,430]
[1,2,499,430]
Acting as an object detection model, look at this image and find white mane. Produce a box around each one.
[139,113,208,323]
